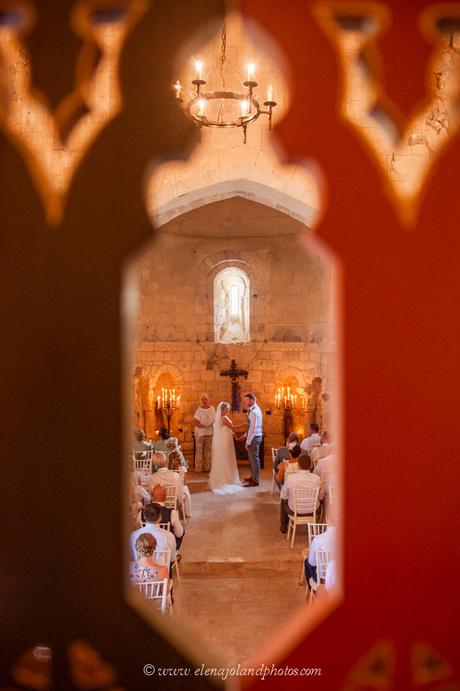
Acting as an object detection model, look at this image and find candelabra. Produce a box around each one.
[274,387,300,445]
[156,387,181,434]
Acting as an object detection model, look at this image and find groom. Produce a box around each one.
[240,392,263,487]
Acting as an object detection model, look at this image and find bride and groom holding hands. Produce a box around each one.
[206,392,263,496]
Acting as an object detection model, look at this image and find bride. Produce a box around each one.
[209,402,246,496]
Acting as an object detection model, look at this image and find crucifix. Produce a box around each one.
[220,359,248,412]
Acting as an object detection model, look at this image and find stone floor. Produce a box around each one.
[171,466,308,665]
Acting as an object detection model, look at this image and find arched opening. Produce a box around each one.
[213,265,250,343]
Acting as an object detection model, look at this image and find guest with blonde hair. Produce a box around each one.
[130,533,169,584]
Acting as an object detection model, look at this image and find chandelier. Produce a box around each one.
[173,25,277,143]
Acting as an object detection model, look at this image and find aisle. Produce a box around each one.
[171,466,306,665]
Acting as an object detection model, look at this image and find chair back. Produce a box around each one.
[133,456,152,476]
[292,486,319,516]
[153,547,171,570]
[329,484,336,505]
[134,578,168,612]
[271,448,278,465]
[164,485,178,509]
[159,521,171,532]
[307,522,328,547]
[316,549,334,583]
[285,461,298,476]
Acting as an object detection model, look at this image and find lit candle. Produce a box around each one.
[195,60,203,80]
[247,63,255,81]
[157,395,161,407]
[174,80,182,99]
[241,100,248,116]
[198,98,205,116]
[267,84,273,102]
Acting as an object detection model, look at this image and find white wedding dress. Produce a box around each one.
[208,403,245,496]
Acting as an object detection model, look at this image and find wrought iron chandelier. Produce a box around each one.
[173,24,277,143]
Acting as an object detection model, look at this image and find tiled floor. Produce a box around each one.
[171,466,308,665]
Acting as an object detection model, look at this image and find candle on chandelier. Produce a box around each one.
[174,80,182,99]
[247,62,255,81]
[195,60,203,80]
[241,99,249,116]
[198,99,205,116]
[267,84,273,102]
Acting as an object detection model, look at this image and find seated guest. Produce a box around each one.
[149,484,184,549]
[129,456,151,503]
[276,443,302,486]
[149,452,192,518]
[133,428,153,459]
[146,452,180,491]
[128,457,150,529]
[325,559,336,591]
[304,508,336,588]
[310,431,331,468]
[313,447,336,508]
[130,533,169,584]
[154,428,170,453]
[313,446,336,481]
[300,423,321,454]
[167,437,189,471]
[273,433,300,487]
[280,455,322,533]
[130,504,177,566]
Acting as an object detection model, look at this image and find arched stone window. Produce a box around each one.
[214,266,250,343]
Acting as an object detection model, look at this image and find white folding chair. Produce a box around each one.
[134,578,168,613]
[133,454,152,477]
[308,548,334,604]
[271,448,279,494]
[285,461,298,478]
[170,472,187,524]
[158,522,171,532]
[164,485,178,511]
[300,523,328,582]
[155,545,180,581]
[287,486,320,548]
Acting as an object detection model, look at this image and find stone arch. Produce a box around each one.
[274,365,308,389]
[149,362,184,387]
[151,179,317,231]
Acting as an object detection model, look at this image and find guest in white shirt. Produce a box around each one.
[148,452,192,518]
[129,504,177,566]
[310,431,331,468]
[313,449,336,509]
[300,423,321,454]
[313,449,336,480]
[146,452,180,492]
[194,394,215,473]
[280,455,322,533]
[325,559,336,591]
[305,511,336,588]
